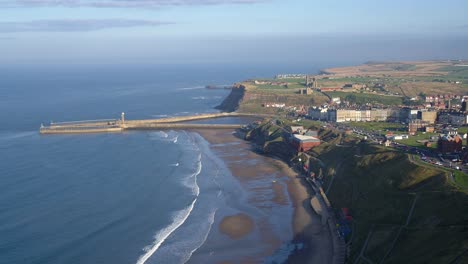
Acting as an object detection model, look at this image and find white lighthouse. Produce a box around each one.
[121,112,125,127]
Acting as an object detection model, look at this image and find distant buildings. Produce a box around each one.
[437,134,463,154]
[263,102,286,108]
[299,87,313,95]
[290,134,321,152]
[288,126,321,152]
[328,109,389,122]
[276,74,307,79]
[438,111,467,125]
[408,120,430,135]
[417,110,438,124]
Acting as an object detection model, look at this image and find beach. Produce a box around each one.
[193,129,333,263]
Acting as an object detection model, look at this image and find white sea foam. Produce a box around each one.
[151,114,169,118]
[136,149,202,264]
[169,163,179,167]
[135,198,198,264]
[148,131,168,139]
[188,153,202,196]
[173,136,178,143]
[0,131,35,142]
[177,86,205,90]
[183,209,217,264]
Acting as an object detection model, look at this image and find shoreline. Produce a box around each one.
[193,128,333,263]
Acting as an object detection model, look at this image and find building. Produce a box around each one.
[437,134,463,154]
[308,107,329,120]
[289,126,304,134]
[299,87,313,95]
[399,107,416,122]
[408,120,430,135]
[438,112,467,125]
[385,108,400,122]
[290,134,321,152]
[370,109,388,122]
[330,109,389,122]
[418,110,437,124]
[319,87,343,92]
[331,97,341,104]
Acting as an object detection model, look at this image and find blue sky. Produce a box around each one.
[1,0,467,64]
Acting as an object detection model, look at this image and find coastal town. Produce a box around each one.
[37,60,468,263]
[229,60,468,263]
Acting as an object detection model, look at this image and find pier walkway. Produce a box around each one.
[40,112,264,134]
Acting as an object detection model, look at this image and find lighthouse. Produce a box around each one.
[121,112,125,127]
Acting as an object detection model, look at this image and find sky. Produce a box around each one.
[1,0,467,65]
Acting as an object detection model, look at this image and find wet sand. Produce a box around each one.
[194,129,333,264]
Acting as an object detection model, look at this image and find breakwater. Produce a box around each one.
[39,112,265,135]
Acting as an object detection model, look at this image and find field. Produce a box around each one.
[309,134,468,263]
[347,121,406,132]
[325,91,403,105]
[399,133,438,150]
[237,80,329,114]
[320,61,468,98]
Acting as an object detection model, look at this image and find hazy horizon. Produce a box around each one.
[1,0,467,65]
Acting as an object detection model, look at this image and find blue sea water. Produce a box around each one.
[0,63,320,264]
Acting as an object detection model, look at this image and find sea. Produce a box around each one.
[0,63,322,264]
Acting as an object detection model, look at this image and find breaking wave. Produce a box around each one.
[135,199,198,264]
[135,150,202,264]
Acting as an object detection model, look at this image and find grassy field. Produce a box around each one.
[325,91,403,105]
[309,135,468,263]
[348,121,406,132]
[320,61,468,98]
[399,132,438,150]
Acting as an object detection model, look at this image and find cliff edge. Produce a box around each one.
[215,84,246,112]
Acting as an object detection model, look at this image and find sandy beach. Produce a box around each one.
[193,129,333,264]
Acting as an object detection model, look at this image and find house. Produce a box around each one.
[393,135,409,140]
[290,134,321,152]
[438,134,463,154]
[408,120,430,135]
[290,126,304,134]
[308,107,329,120]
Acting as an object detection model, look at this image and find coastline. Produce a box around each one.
[193,128,333,263]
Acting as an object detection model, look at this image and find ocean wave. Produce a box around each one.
[183,209,217,264]
[149,131,168,139]
[169,163,179,167]
[0,131,36,142]
[148,131,179,144]
[151,114,170,118]
[191,96,223,100]
[136,142,202,264]
[176,86,205,91]
[135,198,198,264]
[186,153,202,196]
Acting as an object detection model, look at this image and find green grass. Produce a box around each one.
[399,132,438,150]
[454,171,468,189]
[387,227,468,264]
[348,122,406,132]
[325,91,403,106]
[436,65,468,79]
[313,139,468,262]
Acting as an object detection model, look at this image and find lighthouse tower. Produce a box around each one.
[121,112,125,127]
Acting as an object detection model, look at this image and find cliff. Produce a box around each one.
[245,120,297,162]
[215,84,246,112]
